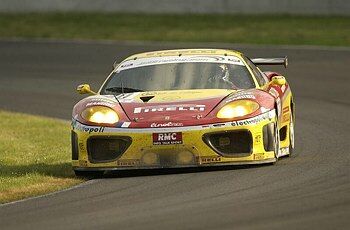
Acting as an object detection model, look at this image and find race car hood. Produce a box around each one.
[117,89,233,123]
[73,88,277,127]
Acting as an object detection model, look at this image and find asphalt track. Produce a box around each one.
[0,40,349,230]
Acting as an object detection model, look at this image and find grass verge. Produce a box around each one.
[0,13,349,46]
[0,110,83,204]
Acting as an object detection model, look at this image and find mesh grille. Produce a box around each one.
[203,130,252,157]
[87,137,131,163]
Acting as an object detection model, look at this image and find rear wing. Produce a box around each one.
[251,57,288,68]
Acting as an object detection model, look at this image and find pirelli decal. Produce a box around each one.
[200,156,222,163]
[282,106,290,122]
[117,159,140,166]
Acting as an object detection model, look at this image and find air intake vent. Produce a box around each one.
[87,136,131,163]
[140,95,154,102]
[203,130,252,157]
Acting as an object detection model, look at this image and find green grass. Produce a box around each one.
[0,110,83,203]
[0,13,349,46]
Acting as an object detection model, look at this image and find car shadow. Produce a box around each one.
[104,163,271,179]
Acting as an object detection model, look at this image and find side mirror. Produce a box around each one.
[270,76,286,86]
[76,84,96,95]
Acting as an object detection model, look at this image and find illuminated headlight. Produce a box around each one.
[217,100,259,119]
[81,106,119,124]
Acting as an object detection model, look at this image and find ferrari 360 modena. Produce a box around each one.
[71,49,295,177]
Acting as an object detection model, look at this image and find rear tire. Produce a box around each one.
[74,170,104,178]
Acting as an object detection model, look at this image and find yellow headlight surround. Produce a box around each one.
[217,100,259,119]
[81,106,119,124]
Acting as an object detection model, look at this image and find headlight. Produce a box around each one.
[81,106,119,124]
[217,100,259,119]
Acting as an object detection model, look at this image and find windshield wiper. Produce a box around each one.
[105,87,144,94]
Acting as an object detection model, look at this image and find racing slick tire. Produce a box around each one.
[74,170,104,178]
[288,111,295,156]
[273,121,281,164]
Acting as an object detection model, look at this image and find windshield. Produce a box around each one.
[101,62,255,94]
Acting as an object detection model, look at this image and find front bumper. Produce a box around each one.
[72,110,277,170]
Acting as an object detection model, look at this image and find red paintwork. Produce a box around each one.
[73,89,276,128]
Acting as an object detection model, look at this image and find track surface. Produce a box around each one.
[0,40,349,229]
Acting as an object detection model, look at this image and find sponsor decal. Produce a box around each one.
[72,120,105,133]
[116,122,131,128]
[117,55,245,72]
[231,112,272,126]
[283,106,289,113]
[134,104,205,114]
[70,111,276,134]
[253,154,264,160]
[201,156,222,163]
[282,114,290,123]
[121,122,131,128]
[117,159,140,166]
[146,50,217,56]
[151,122,183,128]
[153,132,183,145]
